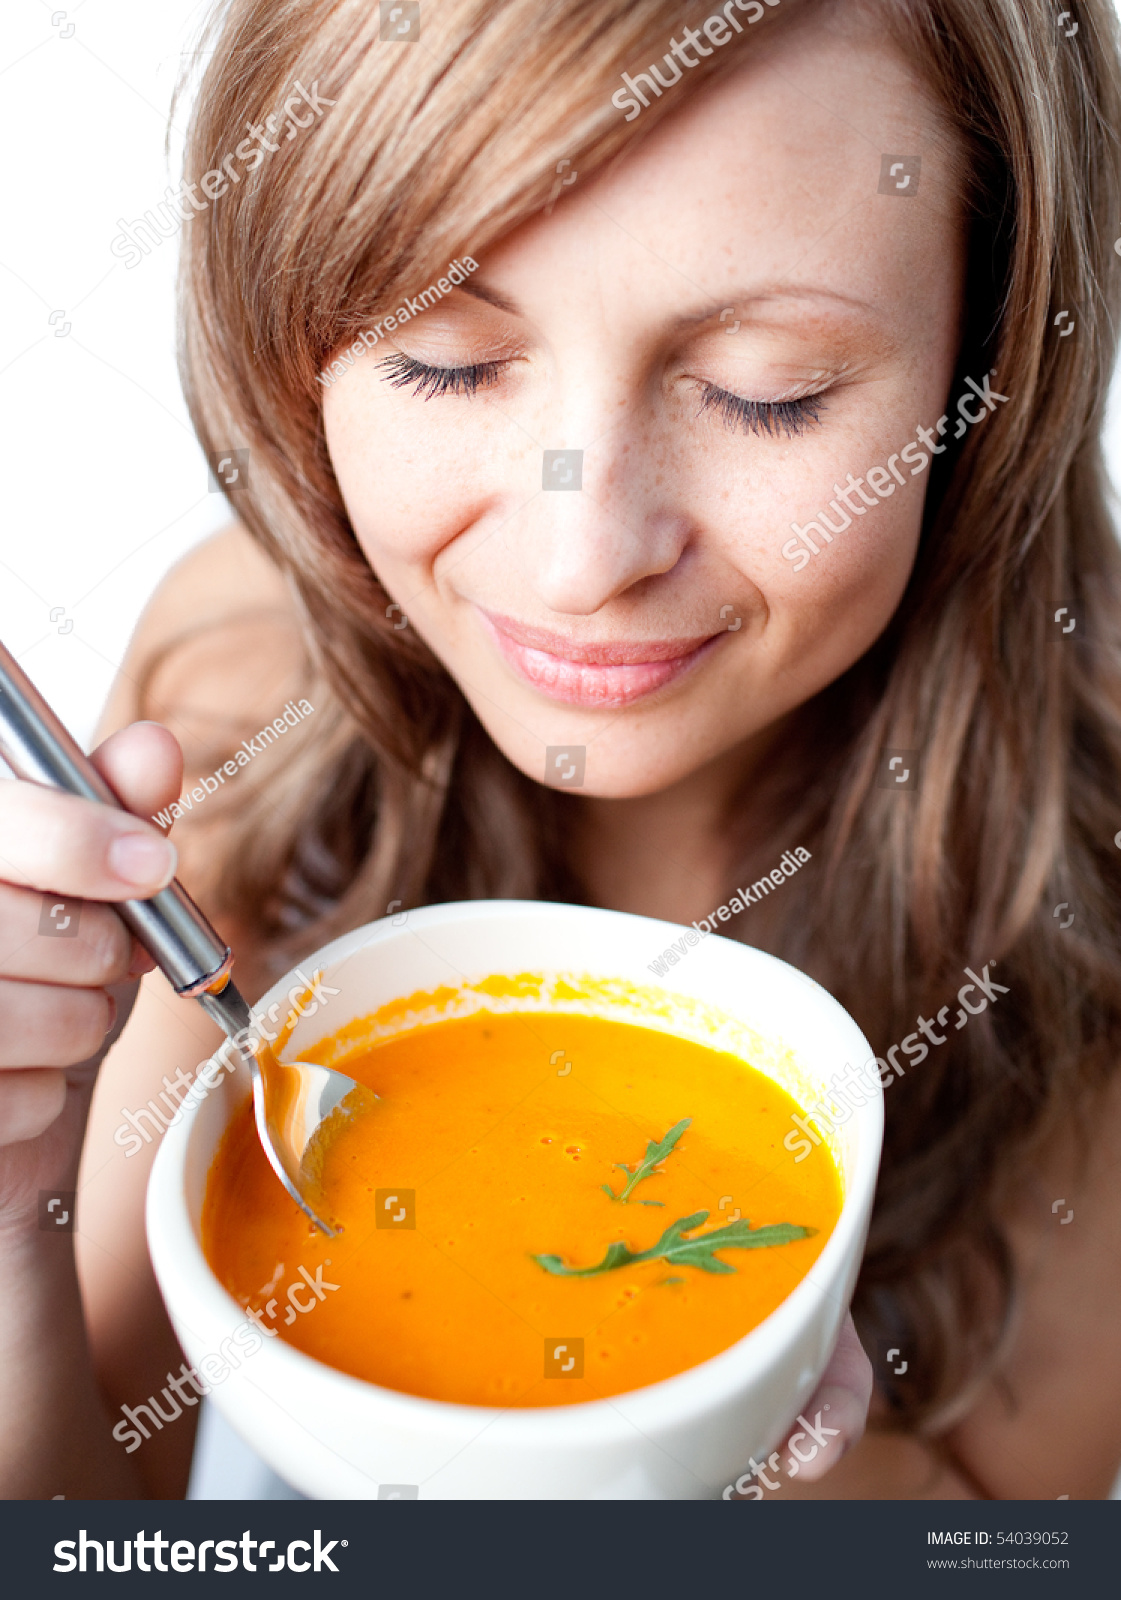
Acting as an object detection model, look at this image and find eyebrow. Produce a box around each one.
[458,277,882,328]
[457,280,520,315]
[668,286,883,331]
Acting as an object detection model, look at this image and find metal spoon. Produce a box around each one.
[195,977,373,1236]
[0,637,370,1235]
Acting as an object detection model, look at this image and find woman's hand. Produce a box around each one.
[777,1312,873,1480]
[0,721,183,1219]
[726,1312,873,1497]
[0,720,186,1497]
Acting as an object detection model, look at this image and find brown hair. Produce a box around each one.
[169,0,1121,1435]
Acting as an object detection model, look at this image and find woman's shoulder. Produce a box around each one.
[95,522,315,951]
[138,517,292,624]
[96,523,302,742]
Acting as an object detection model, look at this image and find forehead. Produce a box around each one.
[485,13,965,328]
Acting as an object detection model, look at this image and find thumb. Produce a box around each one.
[778,1312,873,1483]
[88,721,184,827]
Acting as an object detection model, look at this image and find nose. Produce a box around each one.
[512,437,692,615]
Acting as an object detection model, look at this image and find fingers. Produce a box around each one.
[0,979,115,1068]
[0,719,183,902]
[88,721,184,824]
[0,782,177,902]
[0,1069,67,1147]
[779,1313,873,1483]
[128,940,157,979]
[0,884,132,985]
[819,1310,876,1403]
[0,721,180,1155]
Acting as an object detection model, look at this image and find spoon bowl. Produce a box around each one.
[198,978,376,1235]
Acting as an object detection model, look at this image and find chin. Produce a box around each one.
[492,727,724,800]
[557,772,692,800]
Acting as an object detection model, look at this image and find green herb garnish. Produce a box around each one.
[601,1117,691,1205]
[533,1210,816,1278]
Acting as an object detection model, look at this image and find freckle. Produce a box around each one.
[401,1291,412,1299]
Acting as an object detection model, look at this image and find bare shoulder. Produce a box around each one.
[766,1429,979,1500]
[96,522,305,744]
[130,518,291,627]
[95,523,315,900]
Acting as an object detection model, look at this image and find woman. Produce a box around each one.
[2,0,1120,1499]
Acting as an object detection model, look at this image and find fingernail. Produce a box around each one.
[108,833,178,889]
[127,944,157,979]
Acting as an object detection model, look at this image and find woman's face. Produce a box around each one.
[323,13,965,798]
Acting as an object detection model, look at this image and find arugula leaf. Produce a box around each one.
[601,1117,692,1202]
[533,1210,817,1278]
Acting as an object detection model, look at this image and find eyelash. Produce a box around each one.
[695,383,825,438]
[376,351,827,437]
[376,351,504,399]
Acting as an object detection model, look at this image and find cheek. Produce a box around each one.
[760,480,923,681]
[697,428,926,699]
[772,400,928,569]
[323,376,493,577]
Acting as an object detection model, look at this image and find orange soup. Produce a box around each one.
[202,1003,842,1407]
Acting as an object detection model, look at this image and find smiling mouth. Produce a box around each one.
[476,609,725,708]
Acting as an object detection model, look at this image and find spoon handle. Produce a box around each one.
[0,637,234,998]
[0,639,341,1235]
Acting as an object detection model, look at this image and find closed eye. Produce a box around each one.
[695,382,826,438]
[375,353,828,436]
[376,351,505,399]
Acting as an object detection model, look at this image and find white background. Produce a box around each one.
[2,0,1121,749]
[1,1,227,749]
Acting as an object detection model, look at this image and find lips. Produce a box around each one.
[477,609,723,708]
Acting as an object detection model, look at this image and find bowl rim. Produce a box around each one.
[148,899,882,1440]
